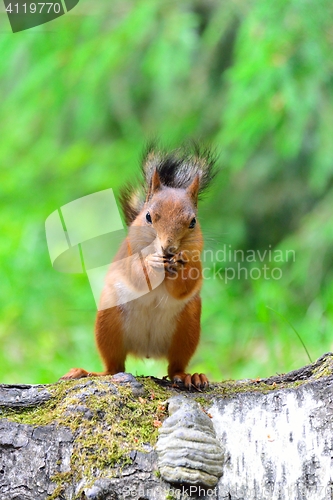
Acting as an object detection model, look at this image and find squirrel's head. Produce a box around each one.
[132,169,202,257]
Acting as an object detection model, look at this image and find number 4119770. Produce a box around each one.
[5,3,61,14]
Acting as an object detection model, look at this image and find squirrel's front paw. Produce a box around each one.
[170,250,188,265]
[145,253,166,271]
[165,251,188,275]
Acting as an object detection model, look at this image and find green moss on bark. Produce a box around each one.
[0,376,172,499]
[1,356,332,498]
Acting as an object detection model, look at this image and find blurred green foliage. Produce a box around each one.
[0,0,333,384]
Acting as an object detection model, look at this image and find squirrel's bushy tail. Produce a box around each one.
[120,142,218,225]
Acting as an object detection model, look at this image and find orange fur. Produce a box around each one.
[167,294,201,377]
[61,169,209,389]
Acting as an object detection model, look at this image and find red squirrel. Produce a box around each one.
[61,145,216,389]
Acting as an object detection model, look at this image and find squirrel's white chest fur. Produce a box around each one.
[120,283,186,358]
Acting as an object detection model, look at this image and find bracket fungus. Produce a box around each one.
[156,396,224,487]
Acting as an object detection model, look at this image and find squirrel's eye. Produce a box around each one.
[189,217,196,229]
[146,212,152,224]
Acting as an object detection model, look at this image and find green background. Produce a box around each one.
[0,0,333,384]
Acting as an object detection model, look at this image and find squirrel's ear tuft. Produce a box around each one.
[146,168,162,201]
[187,174,200,207]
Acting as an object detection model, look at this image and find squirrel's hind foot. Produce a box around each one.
[59,367,110,380]
[59,367,91,380]
[172,372,209,391]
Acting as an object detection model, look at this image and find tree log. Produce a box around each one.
[1,354,333,500]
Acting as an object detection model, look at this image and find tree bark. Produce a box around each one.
[1,354,333,500]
